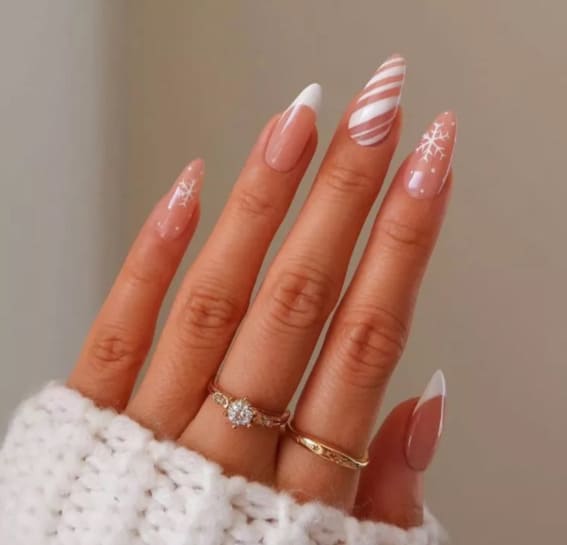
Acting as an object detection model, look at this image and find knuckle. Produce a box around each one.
[123,259,168,289]
[177,284,245,343]
[379,217,433,257]
[88,325,148,372]
[321,163,377,195]
[333,307,408,390]
[233,185,278,220]
[267,266,336,331]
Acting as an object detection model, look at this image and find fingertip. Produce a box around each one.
[355,398,424,528]
[186,157,205,179]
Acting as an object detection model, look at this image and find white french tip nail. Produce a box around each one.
[413,370,446,413]
[290,82,322,118]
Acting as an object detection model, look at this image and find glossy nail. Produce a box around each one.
[155,158,204,240]
[405,370,446,471]
[405,111,457,199]
[264,83,321,172]
[348,54,406,146]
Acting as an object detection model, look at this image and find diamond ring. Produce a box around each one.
[208,382,290,429]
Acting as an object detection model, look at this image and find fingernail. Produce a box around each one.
[405,111,457,199]
[405,370,446,471]
[264,83,322,172]
[348,54,406,146]
[155,158,204,240]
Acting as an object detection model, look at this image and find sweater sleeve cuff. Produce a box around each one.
[0,383,446,545]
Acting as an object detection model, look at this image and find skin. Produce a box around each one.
[68,83,452,529]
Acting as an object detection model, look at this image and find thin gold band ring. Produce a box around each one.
[286,420,369,470]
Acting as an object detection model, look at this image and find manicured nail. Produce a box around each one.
[348,54,406,146]
[155,158,204,240]
[264,83,322,172]
[405,111,457,199]
[405,370,446,471]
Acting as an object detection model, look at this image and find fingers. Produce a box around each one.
[68,160,204,410]
[126,84,320,438]
[216,55,406,413]
[279,111,456,506]
[182,56,406,479]
[355,372,446,528]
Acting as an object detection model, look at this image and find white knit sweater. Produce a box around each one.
[0,384,445,545]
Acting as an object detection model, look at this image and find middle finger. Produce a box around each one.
[182,55,406,480]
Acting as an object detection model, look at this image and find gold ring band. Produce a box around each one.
[286,420,369,470]
[208,382,290,429]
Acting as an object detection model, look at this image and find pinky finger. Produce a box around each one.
[68,159,205,410]
[354,370,446,528]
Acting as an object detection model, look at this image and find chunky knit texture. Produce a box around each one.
[0,384,445,545]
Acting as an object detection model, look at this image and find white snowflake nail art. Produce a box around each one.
[416,121,450,163]
[157,158,204,240]
[170,179,197,209]
[405,112,457,199]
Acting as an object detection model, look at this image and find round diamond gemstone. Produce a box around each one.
[227,398,254,427]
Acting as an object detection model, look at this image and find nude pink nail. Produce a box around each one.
[405,370,446,471]
[405,111,457,199]
[264,83,322,172]
[155,158,204,240]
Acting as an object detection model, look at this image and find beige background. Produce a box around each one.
[1,1,566,543]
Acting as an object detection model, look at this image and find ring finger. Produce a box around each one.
[126,84,320,437]
[278,111,457,508]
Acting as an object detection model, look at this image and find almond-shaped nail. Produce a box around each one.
[348,54,406,146]
[405,370,446,471]
[406,111,457,199]
[264,83,322,172]
[155,158,204,240]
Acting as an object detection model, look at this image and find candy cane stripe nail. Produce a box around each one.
[348,55,406,146]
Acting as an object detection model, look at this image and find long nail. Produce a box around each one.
[405,370,446,471]
[348,54,406,146]
[405,111,457,199]
[264,83,322,172]
[155,158,204,240]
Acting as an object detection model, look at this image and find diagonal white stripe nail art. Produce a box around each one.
[348,55,406,146]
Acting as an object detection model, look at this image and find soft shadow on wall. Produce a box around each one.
[0,1,129,431]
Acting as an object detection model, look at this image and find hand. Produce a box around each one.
[68,54,453,528]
